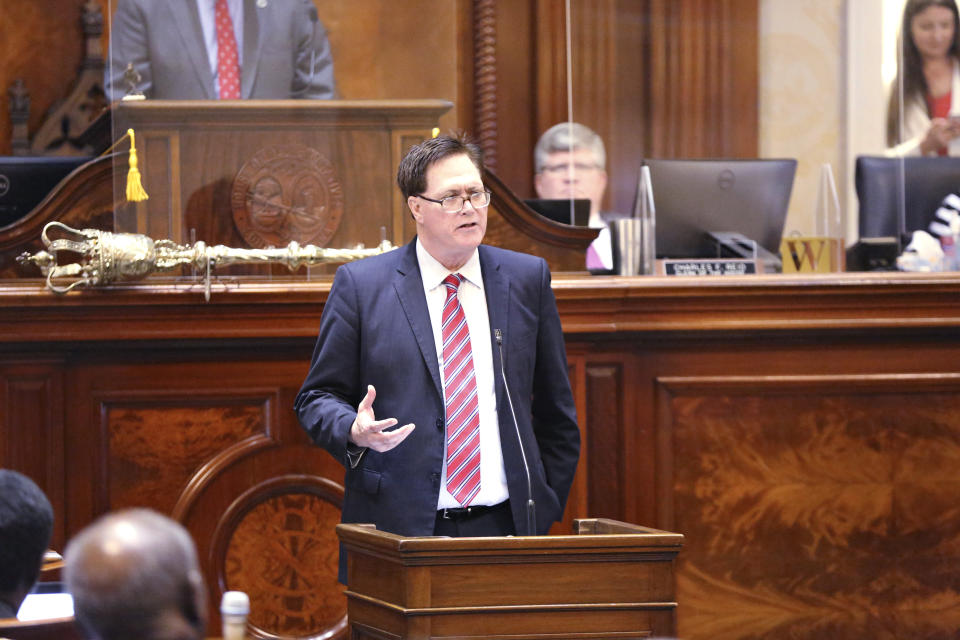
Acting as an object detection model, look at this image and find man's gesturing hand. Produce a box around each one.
[349,385,415,452]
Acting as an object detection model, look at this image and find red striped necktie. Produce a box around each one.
[215,0,241,99]
[441,273,481,506]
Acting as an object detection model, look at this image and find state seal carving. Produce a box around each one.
[231,145,343,248]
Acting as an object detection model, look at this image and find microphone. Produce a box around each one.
[494,328,536,535]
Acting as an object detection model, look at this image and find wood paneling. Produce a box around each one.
[585,362,623,519]
[659,374,960,639]
[646,0,759,160]
[0,358,66,549]
[0,0,110,156]
[6,272,960,638]
[57,350,347,637]
[484,0,758,218]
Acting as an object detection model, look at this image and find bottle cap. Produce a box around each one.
[220,591,250,615]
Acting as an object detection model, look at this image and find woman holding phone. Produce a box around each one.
[887,0,960,155]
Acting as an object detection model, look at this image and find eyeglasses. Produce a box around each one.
[417,190,491,214]
[541,162,601,173]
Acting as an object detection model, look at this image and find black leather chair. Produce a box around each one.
[0,156,91,228]
[855,155,960,239]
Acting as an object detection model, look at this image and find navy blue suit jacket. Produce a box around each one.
[295,241,580,566]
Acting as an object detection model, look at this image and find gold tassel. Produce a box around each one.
[431,127,439,138]
[124,128,149,202]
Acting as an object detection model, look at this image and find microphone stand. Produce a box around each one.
[495,329,536,535]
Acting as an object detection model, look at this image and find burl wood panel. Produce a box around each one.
[106,404,264,514]
[664,378,960,640]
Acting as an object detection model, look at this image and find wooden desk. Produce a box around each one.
[3,271,960,638]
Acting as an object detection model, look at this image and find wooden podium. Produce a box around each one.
[336,518,683,639]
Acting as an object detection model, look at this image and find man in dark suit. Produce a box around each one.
[106,0,336,101]
[295,133,580,580]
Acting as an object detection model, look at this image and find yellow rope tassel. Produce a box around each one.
[125,128,149,202]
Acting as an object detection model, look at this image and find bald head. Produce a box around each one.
[64,509,206,640]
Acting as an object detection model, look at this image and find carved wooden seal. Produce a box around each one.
[231,145,343,248]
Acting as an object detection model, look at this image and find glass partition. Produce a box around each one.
[95,0,960,282]
[103,0,458,285]
[544,0,960,275]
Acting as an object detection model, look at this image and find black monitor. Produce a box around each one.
[0,156,91,228]
[644,158,797,259]
[855,155,960,239]
[523,198,591,226]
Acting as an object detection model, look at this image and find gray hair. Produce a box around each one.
[534,122,606,173]
[65,509,206,640]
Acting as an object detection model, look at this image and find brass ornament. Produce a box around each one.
[17,221,394,300]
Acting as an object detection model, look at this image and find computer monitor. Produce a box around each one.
[855,155,960,239]
[523,198,591,227]
[0,156,91,228]
[644,158,797,259]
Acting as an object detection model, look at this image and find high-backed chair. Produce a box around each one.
[855,155,960,239]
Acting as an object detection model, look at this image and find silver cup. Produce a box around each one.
[612,218,643,275]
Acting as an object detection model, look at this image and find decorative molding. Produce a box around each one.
[585,363,623,518]
[473,0,498,169]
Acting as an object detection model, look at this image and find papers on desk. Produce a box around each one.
[17,593,74,621]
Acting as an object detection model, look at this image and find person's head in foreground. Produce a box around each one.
[64,508,207,640]
[0,469,54,619]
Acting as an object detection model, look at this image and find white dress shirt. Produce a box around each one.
[416,239,510,509]
[196,0,244,98]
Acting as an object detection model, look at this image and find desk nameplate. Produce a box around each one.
[658,258,759,276]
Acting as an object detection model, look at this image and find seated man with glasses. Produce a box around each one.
[534,122,618,272]
[295,132,580,584]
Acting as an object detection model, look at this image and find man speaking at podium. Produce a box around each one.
[295,133,580,580]
[106,0,336,101]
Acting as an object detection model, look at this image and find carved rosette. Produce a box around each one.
[231,145,344,249]
[219,483,346,638]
